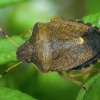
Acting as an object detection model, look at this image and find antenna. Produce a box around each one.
[0,28,19,47]
[0,61,22,78]
[0,28,22,78]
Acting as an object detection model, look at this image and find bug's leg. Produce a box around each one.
[0,28,19,47]
[20,30,32,38]
[58,72,86,90]
[66,68,100,78]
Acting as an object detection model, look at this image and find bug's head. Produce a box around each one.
[16,40,33,63]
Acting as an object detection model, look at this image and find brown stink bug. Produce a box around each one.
[0,17,100,90]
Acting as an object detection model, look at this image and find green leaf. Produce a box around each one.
[76,73,100,100]
[83,12,100,27]
[0,87,37,100]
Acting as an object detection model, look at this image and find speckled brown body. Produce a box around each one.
[16,17,100,73]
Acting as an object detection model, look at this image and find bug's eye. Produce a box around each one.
[25,40,29,44]
[26,57,31,63]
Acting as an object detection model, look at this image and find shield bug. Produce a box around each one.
[0,17,100,90]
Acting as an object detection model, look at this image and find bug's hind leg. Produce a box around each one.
[66,68,100,78]
[58,72,86,90]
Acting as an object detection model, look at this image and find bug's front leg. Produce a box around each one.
[20,30,32,38]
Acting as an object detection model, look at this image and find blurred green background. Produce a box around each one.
[0,0,100,100]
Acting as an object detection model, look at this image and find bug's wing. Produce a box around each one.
[49,25,85,61]
[48,31,87,71]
